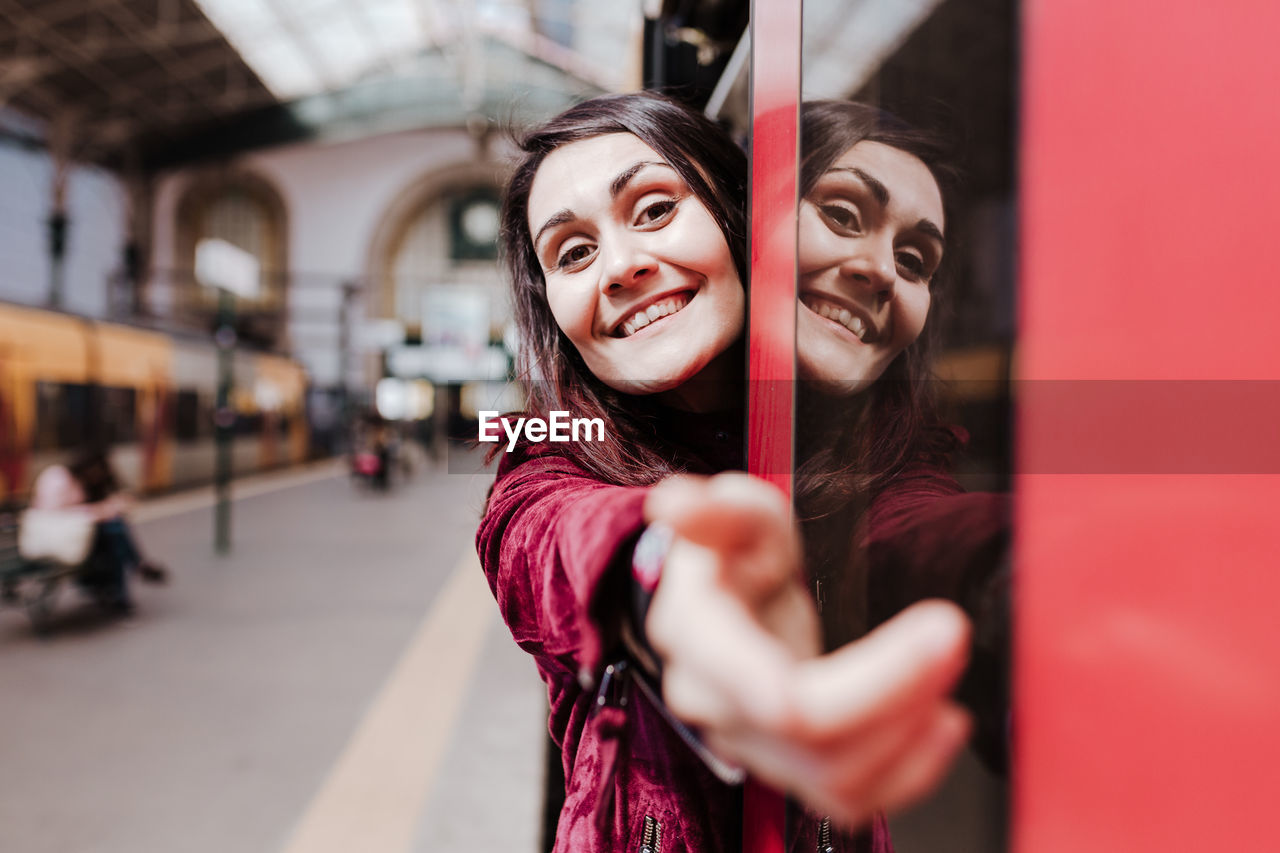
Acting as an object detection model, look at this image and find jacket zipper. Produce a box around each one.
[817,815,833,853]
[592,660,630,716]
[639,814,663,853]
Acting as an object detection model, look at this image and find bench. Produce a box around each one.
[0,508,111,635]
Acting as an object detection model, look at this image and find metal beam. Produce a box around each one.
[0,0,175,129]
[13,0,123,32]
[105,1,215,95]
[99,0,230,115]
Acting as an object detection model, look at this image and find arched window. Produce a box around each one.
[384,184,502,328]
[174,170,288,346]
[204,190,272,282]
[366,162,508,331]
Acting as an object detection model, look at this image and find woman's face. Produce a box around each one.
[527,133,744,401]
[797,140,944,394]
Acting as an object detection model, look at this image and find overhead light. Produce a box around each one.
[196,238,260,298]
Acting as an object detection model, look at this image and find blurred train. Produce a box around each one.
[0,301,309,501]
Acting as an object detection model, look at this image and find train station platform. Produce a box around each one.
[0,451,1008,853]
[0,453,547,853]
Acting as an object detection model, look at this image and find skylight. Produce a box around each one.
[191,0,623,102]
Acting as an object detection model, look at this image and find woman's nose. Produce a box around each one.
[839,241,897,302]
[600,238,656,294]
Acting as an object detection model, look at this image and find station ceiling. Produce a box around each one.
[6,0,978,178]
[0,0,634,171]
[0,0,278,164]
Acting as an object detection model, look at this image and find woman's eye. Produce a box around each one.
[556,244,595,270]
[819,203,861,233]
[896,251,927,280]
[637,198,677,225]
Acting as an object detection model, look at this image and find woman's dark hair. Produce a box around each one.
[498,92,747,485]
[795,100,962,517]
[69,445,119,504]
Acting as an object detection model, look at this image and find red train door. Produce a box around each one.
[749,0,1280,850]
[1017,0,1280,849]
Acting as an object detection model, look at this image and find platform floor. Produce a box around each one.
[0,455,546,853]
[0,453,1006,853]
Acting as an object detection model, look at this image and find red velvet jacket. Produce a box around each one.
[862,467,1012,772]
[475,409,897,852]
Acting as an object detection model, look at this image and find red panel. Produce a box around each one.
[1017,0,1280,850]
[746,0,800,849]
[748,0,799,497]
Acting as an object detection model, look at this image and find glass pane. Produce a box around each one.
[797,0,1018,849]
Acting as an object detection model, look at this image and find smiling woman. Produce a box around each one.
[477,92,975,852]
[793,100,1013,776]
[528,133,744,401]
[794,100,963,505]
[796,101,953,401]
[798,139,944,396]
[497,93,749,485]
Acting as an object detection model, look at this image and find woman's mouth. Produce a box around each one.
[614,291,694,338]
[800,295,874,342]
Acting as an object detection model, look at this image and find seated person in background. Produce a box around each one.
[28,449,167,615]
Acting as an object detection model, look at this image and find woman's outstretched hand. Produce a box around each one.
[643,473,973,829]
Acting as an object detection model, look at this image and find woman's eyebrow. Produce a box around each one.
[916,218,945,246]
[533,209,575,252]
[830,166,890,207]
[534,161,673,253]
[610,160,669,198]
[828,165,945,244]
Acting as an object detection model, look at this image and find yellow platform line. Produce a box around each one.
[278,547,494,853]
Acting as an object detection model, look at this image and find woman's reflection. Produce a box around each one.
[795,100,1012,772]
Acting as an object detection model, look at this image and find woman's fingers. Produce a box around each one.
[646,472,820,720]
[645,473,800,604]
[645,473,792,556]
[792,600,970,739]
[821,703,972,830]
[702,698,970,831]
[797,699,967,823]
[646,474,786,541]
[701,724,821,793]
[644,475,973,827]
[649,539,799,729]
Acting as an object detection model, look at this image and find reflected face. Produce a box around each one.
[797,141,944,394]
[528,133,744,399]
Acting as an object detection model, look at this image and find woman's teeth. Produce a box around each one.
[618,293,692,337]
[804,297,869,341]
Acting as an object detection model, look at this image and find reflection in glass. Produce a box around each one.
[798,0,1018,849]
